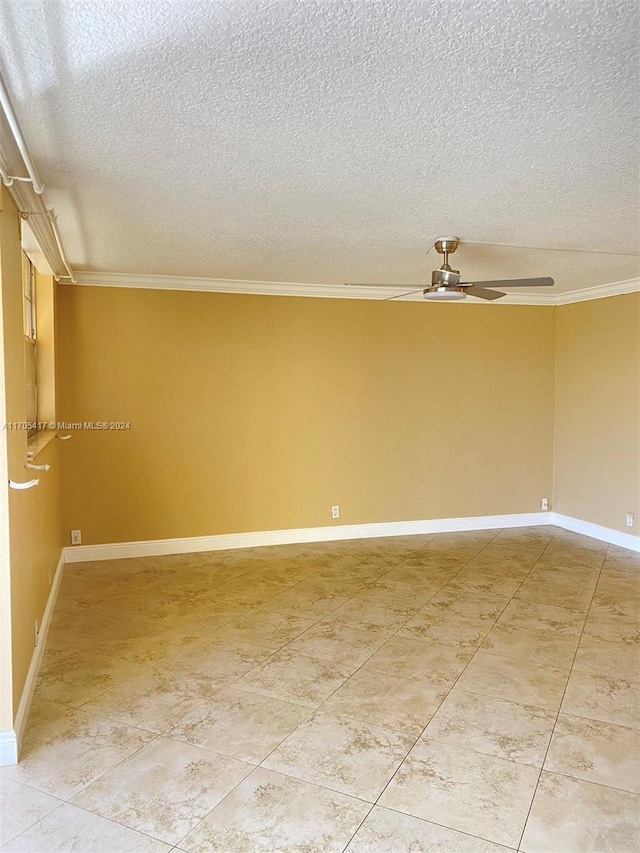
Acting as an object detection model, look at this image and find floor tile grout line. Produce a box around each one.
[32,537,535,727]
[336,801,377,853]
[57,563,385,711]
[538,707,640,730]
[168,757,259,850]
[514,540,609,851]
[36,536,501,817]
[18,528,630,851]
[48,796,178,848]
[350,801,522,852]
[8,703,161,756]
[200,557,414,691]
[221,540,501,835]
[67,728,163,798]
[232,560,482,750]
[416,728,550,772]
[2,729,167,843]
[48,584,364,708]
[211,544,470,709]
[21,624,302,832]
[63,545,380,624]
[282,631,618,775]
[293,547,506,729]
[174,758,454,852]
[248,544,495,732]
[170,704,398,849]
[28,564,580,760]
[412,529,564,712]
[0,793,68,848]
[361,528,577,850]
[23,550,406,849]
[54,603,260,671]
[47,545,428,849]
[43,548,419,726]
[541,766,640,798]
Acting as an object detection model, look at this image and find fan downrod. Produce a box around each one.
[431,236,461,288]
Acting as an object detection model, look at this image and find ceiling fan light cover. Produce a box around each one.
[423,289,466,301]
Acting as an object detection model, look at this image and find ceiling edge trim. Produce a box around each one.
[69,271,640,305]
[554,278,640,305]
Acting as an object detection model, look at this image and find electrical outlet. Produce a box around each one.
[626,513,635,528]
[541,497,549,511]
[331,505,340,519]
[34,619,39,647]
[71,529,82,545]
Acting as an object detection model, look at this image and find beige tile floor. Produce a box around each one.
[1,527,639,851]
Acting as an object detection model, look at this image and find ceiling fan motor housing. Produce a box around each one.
[432,267,461,287]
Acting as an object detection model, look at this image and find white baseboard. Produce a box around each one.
[63,512,554,563]
[0,551,65,766]
[0,730,18,766]
[62,511,640,565]
[552,513,640,552]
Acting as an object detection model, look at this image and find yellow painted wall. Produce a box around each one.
[57,285,556,544]
[0,187,64,726]
[554,293,640,533]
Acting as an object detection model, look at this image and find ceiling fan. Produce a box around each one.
[345,237,554,301]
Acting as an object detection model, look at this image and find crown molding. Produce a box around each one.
[554,278,640,305]
[70,271,639,306]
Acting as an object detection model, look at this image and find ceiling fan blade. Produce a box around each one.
[464,285,505,300]
[384,288,427,301]
[460,276,554,288]
[344,282,423,289]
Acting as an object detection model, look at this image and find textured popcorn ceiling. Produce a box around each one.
[0,0,638,293]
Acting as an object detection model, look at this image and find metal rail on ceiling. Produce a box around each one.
[0,72,76,282]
